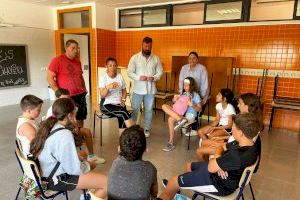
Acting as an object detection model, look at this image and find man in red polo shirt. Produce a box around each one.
[47,39,87,127]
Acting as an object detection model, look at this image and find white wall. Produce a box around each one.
[96,3,116,30]
[0,0,54,106]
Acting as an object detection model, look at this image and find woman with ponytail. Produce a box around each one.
[30,98,107,198]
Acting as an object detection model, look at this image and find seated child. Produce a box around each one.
[196,93,262,161]
[198,88,236,142]
[16,95,43,158]
[30,98,107,198]
[162,77,201,152]
[158,113,260,200]
[108,125,158,200]
[46,88,105,164]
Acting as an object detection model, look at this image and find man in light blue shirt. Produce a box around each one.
[127,37,163,137]
[179,52,208,104]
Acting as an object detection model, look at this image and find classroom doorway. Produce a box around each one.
[63,33,91,96]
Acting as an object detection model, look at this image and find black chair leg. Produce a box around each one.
[15,187,21,200]
[268,107,275,133]
[154,98,157,114]
[100,117,103,146]
[65,191,69,200]
[207,101,210,123]
[192,193,198,200]
[93,111,96,138]
[249,182,255,200]
[241,193,245,200]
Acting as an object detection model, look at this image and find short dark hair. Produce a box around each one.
[105,57,117,65]
[20,95,43,111]
[142,37,152,44]
[55,88,70,98]
[65,39,78,47]
[233,113,260,140]
[189,51,199,59]
[220,88,234,104]
[119,125,146,161]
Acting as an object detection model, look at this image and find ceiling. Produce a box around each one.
[14,0,207,8]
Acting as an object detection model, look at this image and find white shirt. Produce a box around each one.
[127,52,163,95]
[216,103,236,126]
[16,117,38,158]
[99,73,126,105]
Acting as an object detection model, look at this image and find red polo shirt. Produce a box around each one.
[48,55,86,96]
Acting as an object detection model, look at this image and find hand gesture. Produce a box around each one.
[173,95,180,101]
[107,82,119,89]
[140,76,147,81]
[187,99,193,107]
[147,76,154,82]
[217,169,228,179]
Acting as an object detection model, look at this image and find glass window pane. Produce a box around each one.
[250,0,293,21]
[62,11,89,28]
[206,1,243,22]
[143,9,167,25]
[120,9,141,28]
[173,3,204,25]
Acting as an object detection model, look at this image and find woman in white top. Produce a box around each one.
[16,95,43,158]
[99,57,134,135]
[198,88,236,140]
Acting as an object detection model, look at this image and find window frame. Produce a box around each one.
[294,0,300,19]
[141,4,172,27]
[118,8,142,29]
[203,0,251,24]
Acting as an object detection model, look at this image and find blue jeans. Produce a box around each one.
[131,93,155,130]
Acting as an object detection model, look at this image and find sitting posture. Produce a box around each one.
[158,113,260,200]
[46,88,105,164]
[16,95,43,157]
[99,57,134,135]
[198,88,236,142]
[162,77,201,152]
[196,93,262,161]
[108,125,158,200]
[30,98,107,198]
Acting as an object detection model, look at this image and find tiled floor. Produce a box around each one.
[0,99,299,200]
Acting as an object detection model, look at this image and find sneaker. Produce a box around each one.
[162,179,168,188]
[185,130,198,137]
[87,155,105,164]
[144,130,150,138]
[80,193,91,200]
[162,142,175,152]
[174,118,188,131]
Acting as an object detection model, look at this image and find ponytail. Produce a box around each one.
[30,98,75,158]
[30,117,57,158]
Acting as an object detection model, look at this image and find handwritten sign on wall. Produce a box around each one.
[0,45,29,89]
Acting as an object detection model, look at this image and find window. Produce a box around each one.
[204,0,249,24]
[173,3,204,25]
[142,5,172,27]
[250,0,294,21]
[62,11,90,29]
[119,8,142,28]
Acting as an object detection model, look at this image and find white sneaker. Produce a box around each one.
[87,155,105,164]
[174,118,188,131]
[144,130,150,138]
[185,130,198,137]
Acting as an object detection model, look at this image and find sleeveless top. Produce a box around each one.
[16,117,38,158]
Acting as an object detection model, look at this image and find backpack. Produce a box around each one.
[19,128,65,199]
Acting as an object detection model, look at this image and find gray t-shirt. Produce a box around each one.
[108,156,157,200]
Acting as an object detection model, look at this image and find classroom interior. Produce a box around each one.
[0,0,300,199]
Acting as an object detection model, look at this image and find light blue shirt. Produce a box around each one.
[179,63,208,103]
[127,52,163,95]
[186,92,201,117]
[39,123,82,178]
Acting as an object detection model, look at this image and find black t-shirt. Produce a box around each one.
[210,142,258,196]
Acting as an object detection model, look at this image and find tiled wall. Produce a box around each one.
[113,24,300,131]
[56,24,300,131]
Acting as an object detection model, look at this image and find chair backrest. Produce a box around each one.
[238,157,259,188]
[15,148,41,182]
[89,191,104,200]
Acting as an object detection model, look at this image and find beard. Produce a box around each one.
[142,50,151,56]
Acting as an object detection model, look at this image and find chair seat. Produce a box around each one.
[199,189,240,200]
[272,100,300,110]
[44,190,62,196]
